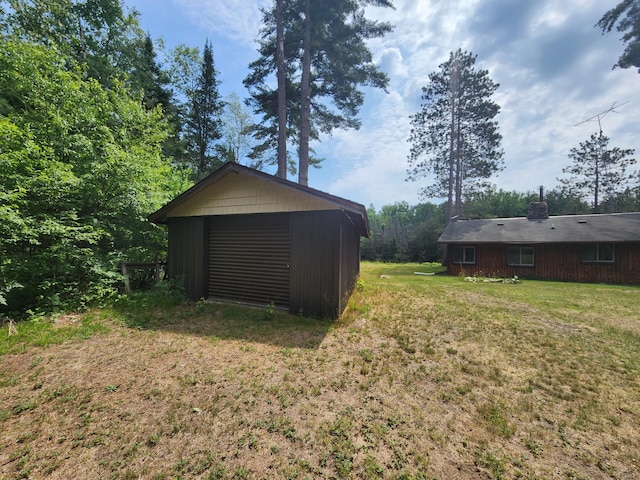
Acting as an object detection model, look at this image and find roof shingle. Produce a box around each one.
[438,212,640,244]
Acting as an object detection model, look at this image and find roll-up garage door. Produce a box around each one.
[208,213,290,308]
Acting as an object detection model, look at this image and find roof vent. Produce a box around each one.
[578,220,587,224]
[497,223,504,226]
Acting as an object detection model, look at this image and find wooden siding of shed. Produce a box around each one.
[446,242,640,284]
[168,217,207,300]
[166,173,337,218]
[338,219,361,315]
[289,210,343,319]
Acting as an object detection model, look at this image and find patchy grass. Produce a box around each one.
[0,262,639,479]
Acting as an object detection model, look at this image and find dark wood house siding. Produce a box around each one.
[168,217,207,300]
[447,242,640,284]
[208,213,290,308]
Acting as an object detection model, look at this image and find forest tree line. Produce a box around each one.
[362,186,640,263]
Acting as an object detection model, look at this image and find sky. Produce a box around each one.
[126,0,639,210]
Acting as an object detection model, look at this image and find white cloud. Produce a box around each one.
[172,0,270,46]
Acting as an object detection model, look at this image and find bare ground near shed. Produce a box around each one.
[1,262,639,479]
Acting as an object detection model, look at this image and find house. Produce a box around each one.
[438,201,640,284]
[149,162,369,319]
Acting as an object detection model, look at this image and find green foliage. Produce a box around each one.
[244,0,394,175]
[184,40,224,180]
[408,49,503,220]
[4,0,146,88]
[558,132,636,212]
[112,280,186,329]
[361,201,445,262]
[596,0,640,72]
[463,188,536,219]
[0,39,190,316]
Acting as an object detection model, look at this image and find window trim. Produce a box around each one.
[452,245,476,265]
[580,243,615,264]
[507,245,535,267]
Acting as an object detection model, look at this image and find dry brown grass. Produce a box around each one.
[1,263,639,479]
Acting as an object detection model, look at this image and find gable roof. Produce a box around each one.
[149,162,370,237]
[438,212,640,244]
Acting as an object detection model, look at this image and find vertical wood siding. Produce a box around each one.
[338,219,361,314]
[168,217,207,300]
[289,210,339,318]
[446,242,640,284]
[208,213,290,307]
[288,210,361,319]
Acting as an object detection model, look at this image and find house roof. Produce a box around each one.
[438,212,640,244]
[149,162,370,237]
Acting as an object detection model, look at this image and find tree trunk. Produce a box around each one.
[455,113,463,217]
[298,0,312,186]
[447,66,456,223]
[594,131,602,212]
[276,0,287,179]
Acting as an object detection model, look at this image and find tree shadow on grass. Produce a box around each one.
[112,293,333,350]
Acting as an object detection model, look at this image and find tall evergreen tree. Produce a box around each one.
[245,0,394,185]
[129,35,184,162]
[275,0,287,178]
[558,133,636,212]
[408,49,503,222]
[129,35,172,110]
[596,0,640,72]
[184,40,224,180]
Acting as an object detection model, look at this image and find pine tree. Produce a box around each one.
[558,133,636,212]
[184,40,224,180]
[596,0,640,72]
[275,0,287,178]
[408,49,503,222]
[245,0,394,185]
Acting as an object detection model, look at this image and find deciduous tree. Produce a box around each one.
[4,0,145,87]
[216,92,254,165]
[0,39,189,316]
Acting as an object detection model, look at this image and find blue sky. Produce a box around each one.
[127,0,639,209]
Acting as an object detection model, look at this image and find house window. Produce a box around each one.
[507,246,534,266]
[580,244,615,263]
[452,246,475,264]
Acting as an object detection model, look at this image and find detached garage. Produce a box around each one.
[149,162,369,319]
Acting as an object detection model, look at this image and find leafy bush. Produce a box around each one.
[0,39,190,318]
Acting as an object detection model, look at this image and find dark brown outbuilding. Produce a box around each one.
[149,162,369,319]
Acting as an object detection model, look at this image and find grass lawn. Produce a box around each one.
[1,262,639,479]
